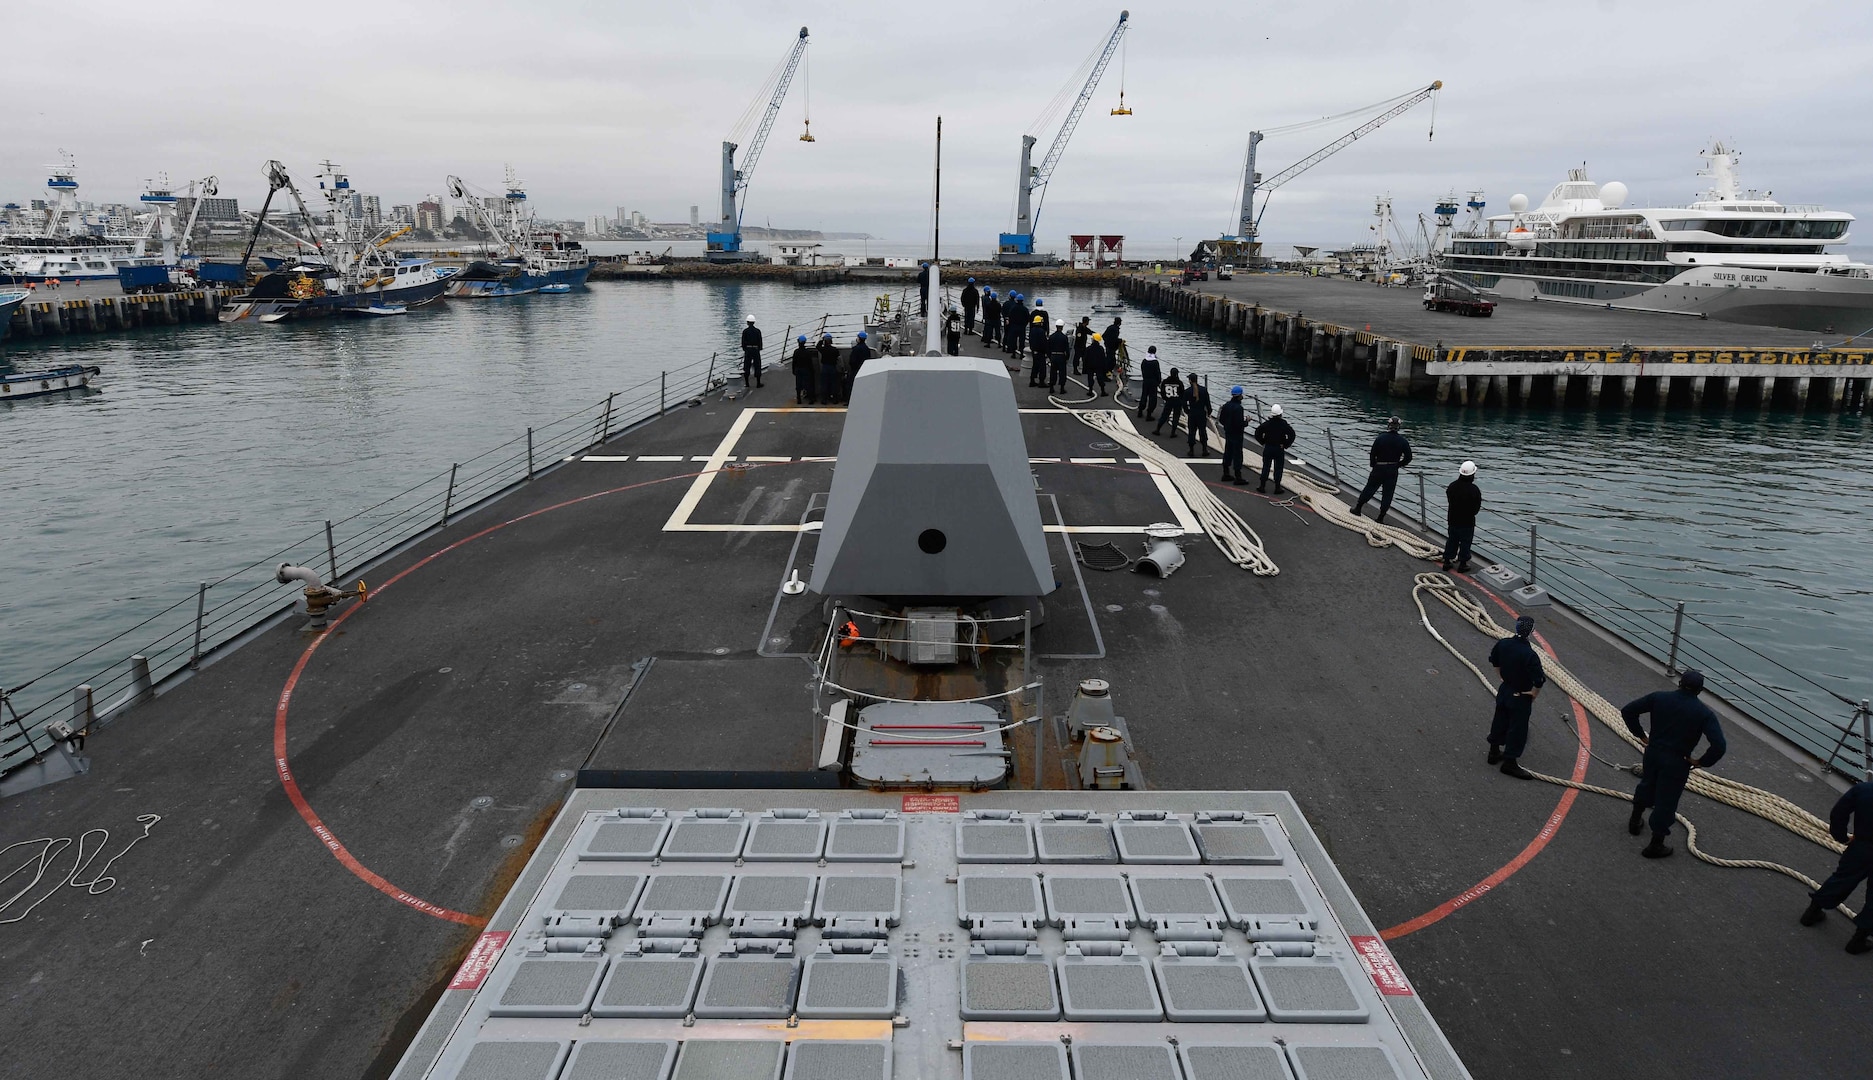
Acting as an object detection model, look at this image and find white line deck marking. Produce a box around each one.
[1118,412,1205,535]
[744,455,794,462]
[581,455,633,461]
[1069,457,1117,464]
[800,456,837,462]
[663,408,760,532]
[637,455,685,462]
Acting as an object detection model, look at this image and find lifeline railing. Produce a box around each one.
[0,316,874,781]
[1239,391,1872,781]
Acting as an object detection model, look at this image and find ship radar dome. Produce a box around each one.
[1599,181,1628,208]
[1508,193,1529,213]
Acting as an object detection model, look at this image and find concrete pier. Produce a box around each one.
[1122,272,1873,412]
[4,282,238,339]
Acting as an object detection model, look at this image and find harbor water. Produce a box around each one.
[2,279,1866,759]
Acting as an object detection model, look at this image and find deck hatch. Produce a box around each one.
[959,947,1060,1020]
[796,946,899,1018]
[824,811,906,862]
[783,1040,893,1080]
[692,953,801,1018]
[578,810,673,861]
[1041,875,1135,924]
[1287,1044,1407,1080]
[638,874,732,921]
[1217,874,1314,926]
[1129,875,1224,926]
[955,812,1036,863]
[1071,1044,1181,1080]
[1193,816,1283,865]
[658,809,751,861]
[670,1039,785,1080]
[592,955,705,1018]
[485,956,608,1017]
[1033,813,1116,863]
[551,873,646,917]
[962,1042,1070,1080]
[744,809,828,861]
[1113,814,1201,864]
[812,874,902,924]
[725,874,817,923]
[1179,1043,1296,1080]
[444,1040,570,1080]
[957,874,1044,922]
[560,1039,679,1080]
[1249,950,1371,1023]
[1055,946,1163,1021]
[1154,949,1267,1022]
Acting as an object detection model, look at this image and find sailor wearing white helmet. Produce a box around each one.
[1253,403,1296,494]
[1442,460,1481,572]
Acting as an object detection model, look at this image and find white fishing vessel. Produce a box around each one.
[0,154,163,284]
[1439,143,1873,334]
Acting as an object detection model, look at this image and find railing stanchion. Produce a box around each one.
[1418,473,1428,530]
[190,582,208,669]
[600,392,615,443]
[325,520,338,583]
[527,427,535,480]
[1528,524,1538,584]
[1665,601,1686,675]
[1325,426,1340,481]
[660,371,667,415]
[442,464,458,524]
[1861,698,1872,781]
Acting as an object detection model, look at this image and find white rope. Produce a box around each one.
[1411,572,1853,912]
[2,814,162,925]
[1051,402,1279,576]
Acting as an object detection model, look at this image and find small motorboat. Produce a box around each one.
[539,283,573,294]
[346,303,408,318]
[2,363,101,401]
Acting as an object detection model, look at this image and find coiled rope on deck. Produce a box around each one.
[1411,571,1852,910]
[1052,401,1279,576]
[1,814,163,925]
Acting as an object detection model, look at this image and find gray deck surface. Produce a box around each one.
[0,334,1863,1080]
[1183,272,1833,347]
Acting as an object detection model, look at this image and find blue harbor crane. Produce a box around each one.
[1222,80,1441,264]
[997,9,1131,267]
[708,26,812,263]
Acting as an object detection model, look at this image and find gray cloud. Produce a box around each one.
[5,0,1869,254]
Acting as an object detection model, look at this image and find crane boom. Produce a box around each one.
[710,27,810,260]
[999,10,1130,263]
[1232,80,1441,251]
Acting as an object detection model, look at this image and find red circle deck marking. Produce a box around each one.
[1380,579,1593,940]
[274,470,717,925]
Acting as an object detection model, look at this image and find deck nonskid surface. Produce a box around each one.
[0,340,1861,1080]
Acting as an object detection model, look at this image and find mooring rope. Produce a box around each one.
[1,814,163,925]
[1051,401,1279,576]
[1411,571,1851,912]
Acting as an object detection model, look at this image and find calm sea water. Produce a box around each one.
[2,279,1866,757]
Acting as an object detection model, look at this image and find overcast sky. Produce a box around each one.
[6,0,1871,254]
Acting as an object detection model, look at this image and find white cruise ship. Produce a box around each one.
[1439,143,1873,334]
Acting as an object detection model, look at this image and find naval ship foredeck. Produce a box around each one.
[0,331,1862,1080]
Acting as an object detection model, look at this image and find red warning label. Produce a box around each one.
[901,794,961,813]
[448,930,511,990]
[1350,935,1413,996]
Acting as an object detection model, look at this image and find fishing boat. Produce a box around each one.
[0,288,26,341]
[220,162,447,324]
[0,363,100,400]
[0,155,166,284]
[538,282,572,294]
[442,167,592,298]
